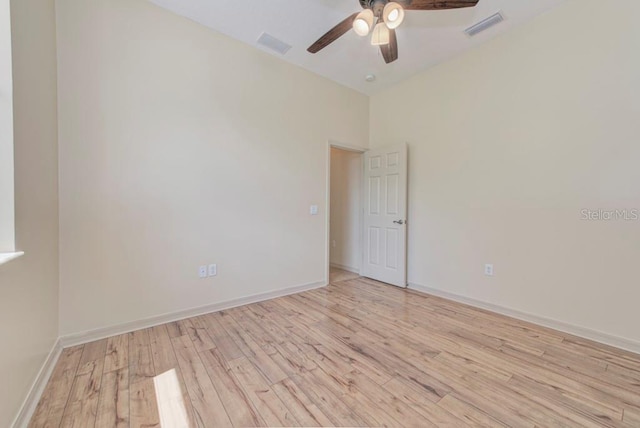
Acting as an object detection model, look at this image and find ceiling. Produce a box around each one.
[149,0,566,95]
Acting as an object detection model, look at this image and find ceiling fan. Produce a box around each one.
[307,0,480,64]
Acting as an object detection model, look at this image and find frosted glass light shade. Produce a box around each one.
[371,22,390,45]
[383,2,405,30]
[353,9,375,36]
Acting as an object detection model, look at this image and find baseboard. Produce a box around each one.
[11,338,63,428]
[60,280,327,348]
[329,262,360,275]
[408,282,640,355]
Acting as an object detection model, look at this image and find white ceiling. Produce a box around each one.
[149,0,566,95]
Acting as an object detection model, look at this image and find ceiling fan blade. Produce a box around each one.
[397,0,479,11]
[307,12,359,54]
[380,28,398,64]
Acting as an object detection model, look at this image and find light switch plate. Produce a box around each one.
[310,205,319,215]
[208,264,217,277]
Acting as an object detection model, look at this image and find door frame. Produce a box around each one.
[325,140,367,285]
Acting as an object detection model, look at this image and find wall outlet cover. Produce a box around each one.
[199,265,208,278]
[484,264,494,276]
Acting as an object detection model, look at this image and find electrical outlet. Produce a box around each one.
[198,265,207,278]
[484,264,494,276]
[310,205,319,215]
[208,264,217,277]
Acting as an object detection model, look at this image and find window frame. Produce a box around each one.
[0,0,22,266]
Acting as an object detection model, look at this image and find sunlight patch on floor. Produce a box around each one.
[153,369,191,428]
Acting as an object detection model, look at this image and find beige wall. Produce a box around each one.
[0,0,59,425]
[370,0,640,344]
[56,0,369,335]
[330,148,362,272]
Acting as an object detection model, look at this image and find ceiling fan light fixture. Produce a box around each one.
[353,9,374,36]
[383,2,405,30]
[371,22,390,46]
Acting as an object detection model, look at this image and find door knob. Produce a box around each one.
[393,219,405,225]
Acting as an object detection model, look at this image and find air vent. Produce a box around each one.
[256,32,292,55]
[464,12,505,37]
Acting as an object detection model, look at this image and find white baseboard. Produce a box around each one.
[12,338,63,428]
[408,282,640,355]
[329,262,360,275]
[60,280,327,348]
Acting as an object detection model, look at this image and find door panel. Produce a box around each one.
[362,143,408,287]
[385,228,398,269]
[368,227,380,265]
[369,176,380,214]
[386,174,399,214]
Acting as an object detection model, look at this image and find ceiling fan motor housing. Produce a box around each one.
[360,0,390,13]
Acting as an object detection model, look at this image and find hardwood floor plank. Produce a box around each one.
[271,378,333,427]
[417,349,591,427]
[437,394,508,427]
[171,335,232,427]
[216,311,255,355]
[149,324,180,374]
[104,334,129,374]
[277,312,394,384]
[304,342,355,377]
[318,319,453,403]
[604,361,640,386]
[149,324,198,427]
[166,320,190,338]
[29,346,84,428]
[279,345,321,377]
[199,312,244,361]
[289,372,368,427]
[561,337,640,371]
[623,407,640,426]
[95,367,129,428]
[440,361,591,427]
[185,316,216,352]
[79,339,108,365]
[60,356,105,427]
[434,350,513,382]
[507,374,625,428]
[300,366,403,427]
[228,307,279,355]
[129,329,154,384]
[59,339,108,427]
[222,309,288,384]
[227,357,299,427]
[335,369,437,427]
[129,377,159,428]
[129,329,159,428]
[199,348,265,427]
[497,342,638,410]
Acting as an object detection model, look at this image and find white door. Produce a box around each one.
[362,143,408,287]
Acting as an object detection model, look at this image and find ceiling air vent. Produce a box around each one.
[257,32,292,55]
[464,12,505,37]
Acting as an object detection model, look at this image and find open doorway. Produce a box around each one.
[327,144,364,284]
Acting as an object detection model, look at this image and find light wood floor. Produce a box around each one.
[30,269,640,427]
